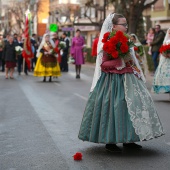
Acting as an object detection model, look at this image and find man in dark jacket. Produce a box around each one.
[60,32,69,72]
[149,25,165,71]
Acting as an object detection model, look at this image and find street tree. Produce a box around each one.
[80,0,158,35]
[3,0,36,35]
[109,0,159,34]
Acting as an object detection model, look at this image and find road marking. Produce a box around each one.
[74,93,88,101]
[54,82,61,86]
[165,142,170,146]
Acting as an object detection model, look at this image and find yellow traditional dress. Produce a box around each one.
[34,41,61,77]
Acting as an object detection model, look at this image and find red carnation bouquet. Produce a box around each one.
[159,43,170,58]
[102,30,133,59]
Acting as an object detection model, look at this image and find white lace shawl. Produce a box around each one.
[36,33,56,58]
[90,13,115,92]
[90,14,145,92]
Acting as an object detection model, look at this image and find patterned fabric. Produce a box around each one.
[41,55,57,68]
[34,53,61,77]
[78,72,164,144]
[152,55,170,93]
[5,61,16,68]
[124,74,164,141]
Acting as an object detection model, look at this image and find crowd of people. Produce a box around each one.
[0,30,86,81]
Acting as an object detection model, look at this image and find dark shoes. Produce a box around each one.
[123,143,142,149]
[105,143,142,152]
[49,77,52,82]
[43,77,46,82]
[105,144,122,152]
[76,75,80,79]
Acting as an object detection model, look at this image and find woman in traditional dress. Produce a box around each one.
[70,29,85,79]
[78,13,164,152]
[130,34,148,75]
[34,34,61,82]
[152,28,170,94]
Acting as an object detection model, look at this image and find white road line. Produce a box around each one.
[74,93,88,101]
[54,82,61,86]
[165,142,170,146]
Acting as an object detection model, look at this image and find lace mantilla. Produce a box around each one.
[90,13,115,92]
[124,74,164,141]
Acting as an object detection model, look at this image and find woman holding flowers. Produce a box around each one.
[152,28,170,94]
[130,34,148,75]
[34,34,61,82]
[78,13,164,152]
[3,36,17,79]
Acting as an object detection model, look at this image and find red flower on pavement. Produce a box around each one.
[73,152,83,161]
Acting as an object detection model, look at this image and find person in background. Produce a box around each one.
[16,35,28,75]
[34,33,61,82]
[70,29,85,79]
[146,28,155,55]
[3,36,17,79]
[152,28,170,94]
[0,34,5,72]
[51,32,61,64]
[31,33,38,71]
[148,25,165,71]
[1,34,9,71]
[130,34,146,74]
[91,32,100,58]
[13,33,18,43]
[60,32,69,72]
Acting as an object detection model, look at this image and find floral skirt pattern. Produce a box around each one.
[78,72,164,144]
[34,54,61,77]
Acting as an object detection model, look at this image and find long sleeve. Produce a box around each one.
[63,39,69,52]
[151,32,165,46]
[101,53,133,74]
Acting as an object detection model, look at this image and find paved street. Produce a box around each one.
[0,64,170,170]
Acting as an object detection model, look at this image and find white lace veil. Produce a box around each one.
[90,13,115,92]
[163,28,170,44]
[90,13,145,92]
[36,33,55,57]
[130,33,148,76]
[130,34,142,46]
